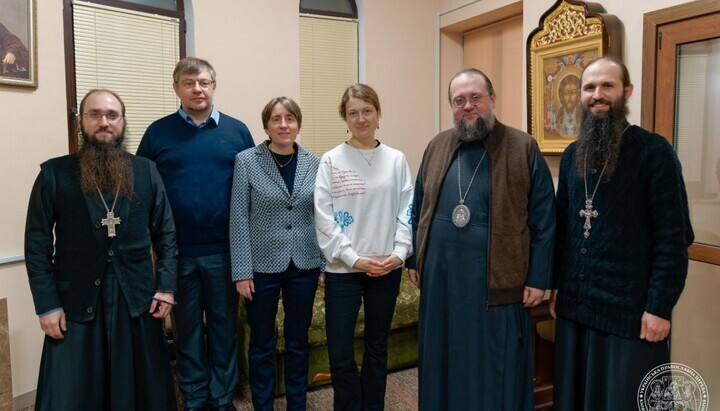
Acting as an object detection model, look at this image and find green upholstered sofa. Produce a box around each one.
[237,271,420,396]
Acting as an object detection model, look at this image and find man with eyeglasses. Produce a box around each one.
[138,57,253,411]
[25,89,178,410]
[406,68,556,409]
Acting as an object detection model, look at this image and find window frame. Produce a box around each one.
[300,0,357,19]
[62,0,185,153]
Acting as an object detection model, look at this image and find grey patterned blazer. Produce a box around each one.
[229,141,323,280]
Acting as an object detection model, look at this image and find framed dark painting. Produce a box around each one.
[0,0,37,87]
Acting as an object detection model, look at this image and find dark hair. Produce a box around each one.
[261,96,302,129]
[339,83,381,119]
[173,56,217,83]
[79,88,127,128]
[583,56,631,88]
[447,68,495,102]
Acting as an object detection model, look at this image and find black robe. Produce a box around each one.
[25,154,178,410]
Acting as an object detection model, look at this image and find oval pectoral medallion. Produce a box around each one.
[452,204,470,228]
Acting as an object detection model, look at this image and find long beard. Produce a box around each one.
[78,131,133,197]
[575,101,629,180]
[454,113,495,143]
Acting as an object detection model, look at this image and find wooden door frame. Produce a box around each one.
[640,0,720,132]
[641,0,720,266]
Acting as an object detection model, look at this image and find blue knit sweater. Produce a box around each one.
[554,126,694,339]
[137,111,254,256]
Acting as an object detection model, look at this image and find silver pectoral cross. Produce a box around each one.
[578,199,598,239]
[101,211,122,238]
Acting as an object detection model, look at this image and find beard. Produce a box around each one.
[77,126,133,197]
[454,112,495,143]
[574,97,629,180]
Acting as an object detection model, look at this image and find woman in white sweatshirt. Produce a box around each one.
[314,83,413,411]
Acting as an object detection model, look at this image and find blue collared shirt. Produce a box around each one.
[178,105,220,128]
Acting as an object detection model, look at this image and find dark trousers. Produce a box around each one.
[36,270,176,411]
[173,253,239,409]
[324,268,401,411]
[246,263,320,411]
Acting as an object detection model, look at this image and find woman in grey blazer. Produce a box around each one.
[229,97,323,411]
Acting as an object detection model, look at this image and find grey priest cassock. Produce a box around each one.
[408,68,556,410]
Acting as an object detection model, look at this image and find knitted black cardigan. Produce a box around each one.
[554,125,694,339]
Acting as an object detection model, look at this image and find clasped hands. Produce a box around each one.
[235,256,401,301]
[353,255,403,277]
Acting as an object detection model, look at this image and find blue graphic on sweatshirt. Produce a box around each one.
[334,210,355,231]
[406,204,413,225]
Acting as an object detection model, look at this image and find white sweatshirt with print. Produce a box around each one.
[314,142,414,273]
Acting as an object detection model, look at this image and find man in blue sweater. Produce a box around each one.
[138,57,254,411]
[551,56,694,410]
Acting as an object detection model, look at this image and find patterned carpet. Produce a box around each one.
[233,367,419,410]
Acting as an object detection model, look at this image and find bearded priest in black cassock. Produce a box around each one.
[24,89,178,410]
[551,56,694,410]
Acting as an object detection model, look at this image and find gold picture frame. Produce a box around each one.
[0,0,37,88]
[527,0,621,154]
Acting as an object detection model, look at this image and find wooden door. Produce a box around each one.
[649,9,720,264]
[642,1,720,401]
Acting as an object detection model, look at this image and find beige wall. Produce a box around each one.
[1,0,710,402]
[190,0,438,173]
[190,1,301,143]
[0,0,68,397]
[463,15,523,129]
[362,0,438,173]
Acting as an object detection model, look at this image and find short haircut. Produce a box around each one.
[261,96,303,129]
[583,55,631,88]
[338,83,381,119]
[79,88,126,118]
[173,56,216,83]
[447,68,495,103]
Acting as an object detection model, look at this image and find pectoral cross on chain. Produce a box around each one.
[101,211,122,238]
[579,199,598,239]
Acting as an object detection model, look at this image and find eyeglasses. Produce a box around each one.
[452,93,491,108]
[177,79,215,89]
[83,112,123,122]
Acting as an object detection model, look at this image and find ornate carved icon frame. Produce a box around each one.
[527,0,621,154]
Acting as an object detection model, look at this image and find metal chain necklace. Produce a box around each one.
[452,148,487,228]
[95,181,122,238]
[270,150,295,167]
[348,139,376,166]
[579,123,631,238]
